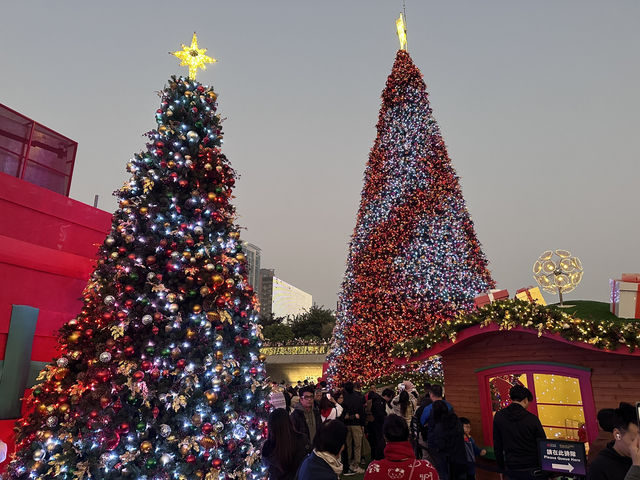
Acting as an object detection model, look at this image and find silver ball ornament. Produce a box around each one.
[142,315,153,325]
[104,295,116,306]
[186,131,200,142]
[160,424,171,437]
[33,449,46,461]
[46,416,58,428]
[99,352,112,363]
[57,357,69,368]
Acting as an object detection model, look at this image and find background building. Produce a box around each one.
[242,242,261,292]
[259,268,275,318]
[259,269,312,321]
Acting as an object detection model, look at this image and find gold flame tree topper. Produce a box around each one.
[171,33,217,80]
[396,13,407,51]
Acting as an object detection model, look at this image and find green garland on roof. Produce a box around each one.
[392,299,640,360]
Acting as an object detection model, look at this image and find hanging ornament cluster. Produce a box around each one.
[327,49,495,386]
[7,74,268,480]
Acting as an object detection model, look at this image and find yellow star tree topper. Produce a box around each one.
[396,13,407,51]
[172,32,216,80]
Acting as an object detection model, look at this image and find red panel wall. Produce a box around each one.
[0,172,112,361]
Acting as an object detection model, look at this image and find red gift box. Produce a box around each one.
[621,273,640,283]
[474,289,509,308]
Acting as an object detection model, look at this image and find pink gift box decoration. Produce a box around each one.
[610,273,640,319]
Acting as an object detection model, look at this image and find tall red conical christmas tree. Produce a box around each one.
[327,50,495,385]
[7,40,268,479]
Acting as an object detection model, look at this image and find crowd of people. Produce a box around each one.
[263,379,483,480]
[263,379,640,480]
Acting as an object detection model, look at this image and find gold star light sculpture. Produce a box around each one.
[172,33,216,80]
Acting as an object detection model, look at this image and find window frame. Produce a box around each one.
[475,362,597,447]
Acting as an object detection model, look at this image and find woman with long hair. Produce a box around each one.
[262,408,309,480]
[319,392,344,423]
[392,390,416,428]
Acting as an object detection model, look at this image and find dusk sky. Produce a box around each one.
[2,1,638,309]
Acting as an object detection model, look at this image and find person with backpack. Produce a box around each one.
[412,394,432,459]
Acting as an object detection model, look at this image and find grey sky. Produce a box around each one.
[2,1,638,310]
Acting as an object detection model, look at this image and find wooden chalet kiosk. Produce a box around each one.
[395,300,640,479]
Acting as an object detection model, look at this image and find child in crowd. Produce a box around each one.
[460,417,486,480]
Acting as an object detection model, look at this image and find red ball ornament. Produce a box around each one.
[202,422,213,434]
[186,454,196,463]
[152,407,159,419]
[117,423,130,434]
[89,410,99,418]
[124,346,135,356]
[133,371,145,381]
[95,369,111,383]
[242,338,250,346]
[85,328,94,338]
[176,359,186,370]
[212,459,222,469]
[152,326,159,335]
[141,361,152,371]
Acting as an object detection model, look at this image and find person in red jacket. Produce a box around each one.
[365,414,440,480]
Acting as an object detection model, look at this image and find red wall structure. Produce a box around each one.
[0,171,112,466]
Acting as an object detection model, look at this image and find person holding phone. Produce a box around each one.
[319,392,343,423]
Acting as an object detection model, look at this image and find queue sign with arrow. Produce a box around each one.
[539,439,587,477]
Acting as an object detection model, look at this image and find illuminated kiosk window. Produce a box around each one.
[477,363,596,451]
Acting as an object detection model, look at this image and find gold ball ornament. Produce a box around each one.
[204,390,218,405]
[140,441,153,454]
[192,304,202,314]
[258,354,267,362]
[179,444,190,456]
[68,331,81,343]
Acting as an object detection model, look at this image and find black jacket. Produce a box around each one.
[290,404,321,446]
[369,392,387,425]
[342,390,366,426]
[493,403,546,470]
[588,442,632,480]
[262,431,309,480]
[296,452,338,480]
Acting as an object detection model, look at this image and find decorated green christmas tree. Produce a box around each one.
[7,34,268,480]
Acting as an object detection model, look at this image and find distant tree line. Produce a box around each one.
[260,305,336,343]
